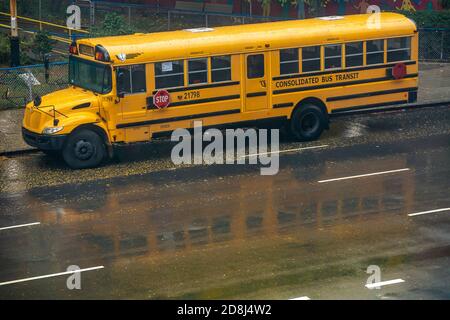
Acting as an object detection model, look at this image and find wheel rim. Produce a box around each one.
[74,140,95,160]
[300,112,320,134]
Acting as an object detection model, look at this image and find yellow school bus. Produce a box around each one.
[22,13,418,168]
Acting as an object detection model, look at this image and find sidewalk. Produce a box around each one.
[1,62,449,155]
[0,108,31,154]
[419,62,450,102]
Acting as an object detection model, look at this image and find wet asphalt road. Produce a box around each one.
[0,106,449,299]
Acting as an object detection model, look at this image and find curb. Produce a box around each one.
[330,100,450,117]
[0,148,39,157]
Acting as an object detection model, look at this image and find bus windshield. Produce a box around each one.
[69,56,112,94]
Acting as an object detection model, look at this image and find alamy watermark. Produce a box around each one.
[170,121,279,175]
[366,5,381,30]
[366,265,382,289]
[66,265,81,290]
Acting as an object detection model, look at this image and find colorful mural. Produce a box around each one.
[101,1,444,18]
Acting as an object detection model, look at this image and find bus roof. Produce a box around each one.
[77,13,416,65]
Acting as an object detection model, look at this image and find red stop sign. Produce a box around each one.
[392,63,407,80]
[153,90,171,109]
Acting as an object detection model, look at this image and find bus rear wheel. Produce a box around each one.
[62,129,106,169]
[289,104,327,141]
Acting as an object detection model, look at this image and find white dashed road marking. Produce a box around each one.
[408,207,450,217]
[289,296,311,300]
[243,145,328,158]
[0,266,105,286]
[365,278,405,289]
[0,222,41,231]
[318,168,410,183]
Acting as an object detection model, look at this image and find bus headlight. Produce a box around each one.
[42,126,64,134]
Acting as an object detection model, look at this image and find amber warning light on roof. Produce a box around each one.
[94,45,110,62]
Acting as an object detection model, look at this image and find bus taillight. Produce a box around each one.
[69,41,78,55]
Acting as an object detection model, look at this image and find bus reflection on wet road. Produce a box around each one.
[0,109,449,299]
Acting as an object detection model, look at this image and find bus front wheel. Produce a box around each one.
[62,129,106,169]
[289,104,327,141]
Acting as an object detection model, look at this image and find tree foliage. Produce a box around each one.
[91,12,136,37]
[0,33,36,66]
[440,0,450,9]
[400,9,450,28]
[32,31,54,62]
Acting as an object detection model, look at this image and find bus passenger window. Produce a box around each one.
[155,60,184,89]
[387,37,411,62]
[130,65,146,93]
[280,48,299,75]
[366,39,384,65]
[188,58,208,85]
[324,44,342,70]
[302,46,320,73]
[211,56,231,82]
[345,42,363,67]
[247,54,264,79]
[116,64,146,94]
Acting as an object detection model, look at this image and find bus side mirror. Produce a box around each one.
[34,95,42,107]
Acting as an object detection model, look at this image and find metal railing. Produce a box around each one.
[0,11,89,40]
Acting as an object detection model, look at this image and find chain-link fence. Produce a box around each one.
[79,1,450,61]
[78,0,289,33]
[0,62,68,109]
[418,28,450,62]
[0,0,73,26]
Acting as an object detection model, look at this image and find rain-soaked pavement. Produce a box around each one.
[0,106,449,299]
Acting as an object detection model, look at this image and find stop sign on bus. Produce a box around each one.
[153,90,171,109]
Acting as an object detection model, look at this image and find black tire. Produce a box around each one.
[62,129,106,169]
[289,104,327,141]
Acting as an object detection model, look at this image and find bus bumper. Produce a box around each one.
[22,127,67,151]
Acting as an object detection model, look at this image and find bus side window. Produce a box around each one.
[345,42,363,67]
[117,67,131,94]
[302,46,320,73]
[188,58,208,85]
[155,60,184,89]
[211,56,231,82]
[324,44,342,70]
[117,64,146,94]
[247,54,264,79]
[366,39,384,65]
[280,48,299,75]
[387,37,411,62]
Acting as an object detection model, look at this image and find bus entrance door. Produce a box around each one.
[244,53,269,112]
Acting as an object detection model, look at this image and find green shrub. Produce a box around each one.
[0,33,40,66]
[399,9,450,28]
[0,33,9,66]
[91,12,136,37]
[32,31,55,62]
